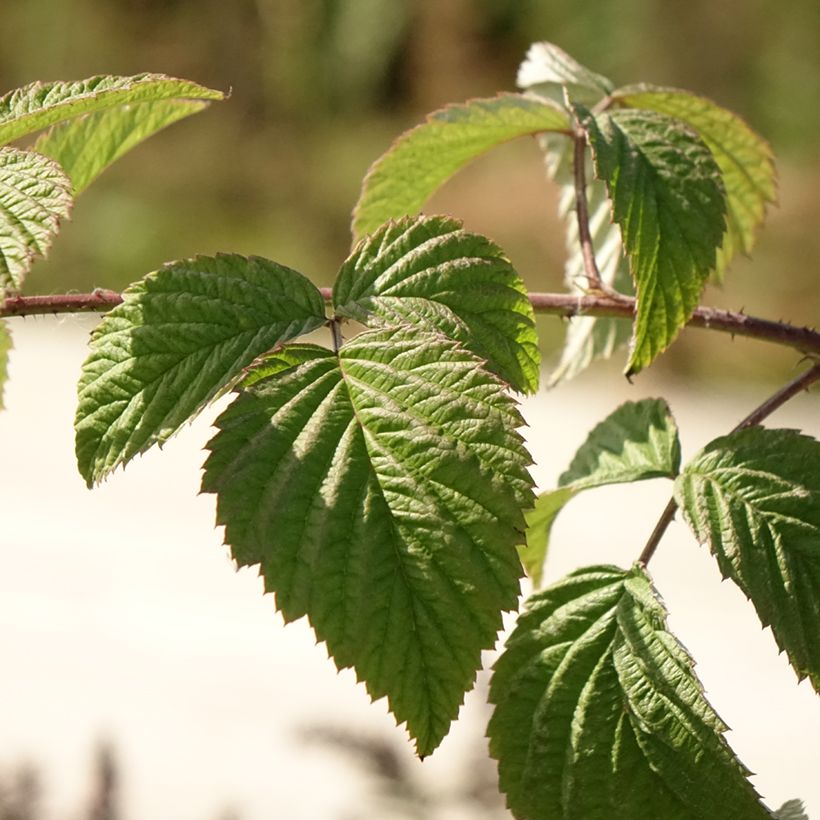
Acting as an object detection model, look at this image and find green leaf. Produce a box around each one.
[34,98,211,194]
[352,93,570,239]
[579,106,727,376]
[488,564,772,819]
[522,399,680,586]
[333,214,540,393]
[612,85,776,281]
[675,427,820,692]
[202,326,534,757]
[0,319,11,410]
[516,41,614,107]
[0,147,73,292]
[774,800,808,820]
[0,74,224,146]
[74,253,326,486]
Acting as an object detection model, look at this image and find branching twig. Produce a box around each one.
[637,362,820,566]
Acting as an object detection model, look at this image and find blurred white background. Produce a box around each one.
[1,317,818,819]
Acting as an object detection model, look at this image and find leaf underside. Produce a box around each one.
[0,146,73,292]
[580,106,726,375]
[488,565,772,819]
[676,427,820,691]
[352,92,570,240]
[202,326,534,757]
[333,214,540,394]
[612,85,776,281]
[74,253,327,486]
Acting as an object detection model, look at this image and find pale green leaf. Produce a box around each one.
[580,106,726,375]
[774,800,808,820]
[522,399,679,587]
[333,214,539,393]
[675,427,820,691]
[34,98,210,194]
[612,85,776,281]
[0,319,11,410]
[352,93,570,239]
[202,326,534,757]
[74,253,326,486]
[0,146,73,291]
[0,74,223,146]
[516,41,614,107]
[488,564,772,819]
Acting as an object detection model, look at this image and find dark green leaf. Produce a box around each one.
[675,427,820,691]
[579,106,726,375]
[202,326,534,757]
[0,147,73,291]
[333,215,539,393]
[488,565,772,819]
[0,74,223,146]
[612,85,776,280]
[352,93,570,239]
[75,253,326,485]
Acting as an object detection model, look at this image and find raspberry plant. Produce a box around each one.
[2,43,818,819]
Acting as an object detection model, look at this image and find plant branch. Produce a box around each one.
[637,362,820,566]
[572,130,604,293]
[4,289,820,361]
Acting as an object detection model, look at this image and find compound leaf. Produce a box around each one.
[34,97,211,194]
[0,146,72,291]
[202,326,534,758]
[580,106,726,376]
[0,74,223,146]
[488,564,772,819]
[333,215,539,393]
[352,93,570,239]
[0,319,11,410]
[675,427,820,691]
[522,399,679,586]
[75,253,326,486]
[612,85,776,280]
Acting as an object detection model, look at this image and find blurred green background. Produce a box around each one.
[3,0,820,383]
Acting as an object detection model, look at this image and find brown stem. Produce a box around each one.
[572,130,604,293]
[637,362,820,567]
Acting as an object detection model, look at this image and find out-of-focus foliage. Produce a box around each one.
[1,0,818,379]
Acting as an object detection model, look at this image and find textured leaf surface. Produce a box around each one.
[580,106,726,375]
[675,427,820,691]
[0,147,73,291]
[0,319,11,410]
[516,41,614,106]
[352,93,569,239]
[202,327,534,757]
[522,399,679,586]
[35,98,210,193]
[488,564,772,819]
[75,254,326,485]
[0,74,223,146]
[613,85,776,280]
[334,215,539,393]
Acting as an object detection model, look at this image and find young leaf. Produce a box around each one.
[0,147,73,292]
[523,399,680,586]
[675,427,820,691]
[352,93,570,239]
[579,106,727,375]
[34,98,211,194]
[0,74,223,146]
[202,326,534,758]
[488,564,773,819]
[0,319,11,410]
[516,41,614,107]
[612,85,776,280]
[333,215,540,393]
[74,254,326,486]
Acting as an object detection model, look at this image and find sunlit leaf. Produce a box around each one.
[676,427,820,691]
[489,564,772,819]
[0,319,11,410]
[202,326,534,757]
[75,253,327,486]
[334,214,539,393]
